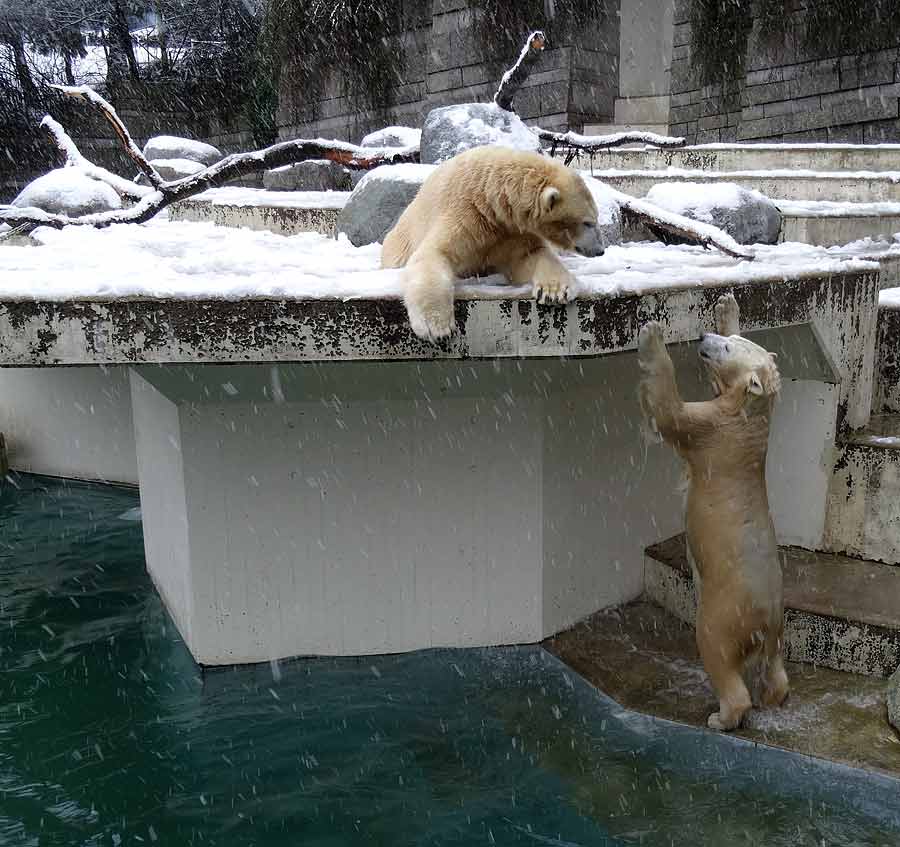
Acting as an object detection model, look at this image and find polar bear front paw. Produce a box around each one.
[533,270,575,305]
[405,297,455,342]
[714,293,740,336]
[637,321,667,368]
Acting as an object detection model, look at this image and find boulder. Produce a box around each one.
[263,160,351,192]
[336,163,435,247]
[889,665,900,734]
[143,135,222,166]
[420,102,542,164]
[582,175,624,252]
[360,126,421,149]
[12,168,121,216]
[147,157,206,181]
[644,181,782,245]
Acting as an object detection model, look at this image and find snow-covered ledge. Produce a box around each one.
[0,228,882,664]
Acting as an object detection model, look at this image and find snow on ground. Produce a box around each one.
[189,187,350,209]
[0,217,882,303]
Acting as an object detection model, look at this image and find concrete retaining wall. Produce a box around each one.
[669,1,900,144]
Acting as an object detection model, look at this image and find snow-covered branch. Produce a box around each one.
[537,128,686,163]
[41,116,152,201]
[494,30,546,112]
[2,136,420,231]
[51,84,166,189]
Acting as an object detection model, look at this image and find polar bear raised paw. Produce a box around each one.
[714,293,740,336]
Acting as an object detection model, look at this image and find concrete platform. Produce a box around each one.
[0,260,881,663]
[545,601,900,778]
[590,169,900,203]
[573,143,900,173]
[644,534,900,676]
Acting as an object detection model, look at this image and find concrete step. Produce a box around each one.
[874,304,900,414]
[572,144,900,173]
[778,200,900,247]
[825,414,900,566]
[644,534,900,677]
[545,601,900,776]
[589,168,900,203]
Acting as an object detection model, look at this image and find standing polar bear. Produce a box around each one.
[638,294,789,731]
[382,146,605,342]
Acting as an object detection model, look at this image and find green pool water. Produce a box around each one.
[1,474,898,846]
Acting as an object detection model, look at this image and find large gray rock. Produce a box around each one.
[336,163,435,247]
[582,175,624,252]
[644,181,782,245]
[143,135,222,166]
[263,160,351,192]
[147,157,205,181]
[889,665,900,733]
[12,168,121,216]
[360,126,421,149]
[421,102,542,164]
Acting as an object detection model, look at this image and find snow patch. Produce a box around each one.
[190,187,350,210]
[144,136,223,166]
[645,182,759,223]
[0,218,880,304]
[360,126,422,149]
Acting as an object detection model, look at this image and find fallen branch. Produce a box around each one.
[52,84,166,189]
[2,87,420,232]
[603,184,754,261]
[537,128,686,164]
[494,30,546,112]
[41,115,151,200]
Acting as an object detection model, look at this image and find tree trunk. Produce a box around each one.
[106,0,141,81]
[9,30,38,101]
[63,52,76,85]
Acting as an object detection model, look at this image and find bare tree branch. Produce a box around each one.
[2,137,420,231]
[41,115,152,200]
[50,84,166,189]
[606,186,754,261]
[494,30,546,112]
[536,128,686,164]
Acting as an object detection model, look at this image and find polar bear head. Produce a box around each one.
[698,332,781,405]
[532,168,605,257]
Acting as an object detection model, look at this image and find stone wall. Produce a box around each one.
[669,0,900,143]
[277,0,620,144]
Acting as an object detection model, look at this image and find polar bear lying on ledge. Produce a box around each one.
[382,147,605,342]
[638,294,789,731]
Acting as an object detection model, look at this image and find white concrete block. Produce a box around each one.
[0,366,137,484]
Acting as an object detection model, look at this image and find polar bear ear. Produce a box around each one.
[540,186,561,213]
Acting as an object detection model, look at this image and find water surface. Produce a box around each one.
[2,474,898,846]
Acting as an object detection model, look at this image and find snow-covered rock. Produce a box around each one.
[336,163,435,247]
[644,182,782,245]
[12,168,122,217]
[146,157,206,182]
[582,175,623,251]
[263,160,351,192]
[361,126,421,149]
[143,135,223,166]
[889,666,900,733]
[420,102,542,164]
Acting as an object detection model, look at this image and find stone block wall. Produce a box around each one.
[277,0,619,144]
[669,0,900,144]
